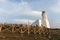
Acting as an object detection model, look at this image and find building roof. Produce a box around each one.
[32,19,41,26]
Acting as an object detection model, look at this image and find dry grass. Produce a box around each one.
[0,23,59,40]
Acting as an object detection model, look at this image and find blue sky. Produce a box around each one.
[0,0,60,28]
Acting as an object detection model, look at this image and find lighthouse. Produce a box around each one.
[42,11,50,28]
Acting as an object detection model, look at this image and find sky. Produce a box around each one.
[0,0,60,28]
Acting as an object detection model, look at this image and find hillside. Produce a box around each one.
[0,24,59,40]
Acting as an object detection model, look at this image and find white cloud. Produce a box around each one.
[0,0,41,16]
[13,19,35,24]
[32,11,41,16]
[50,0,60,13]
[0,0,6,2]
[0,0,41,23]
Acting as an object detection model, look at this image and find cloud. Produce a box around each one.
[32,11,41,16]
[0,0,6,2]
[13,19,35,24]
[0,0,41,23]
[50,0,60,13]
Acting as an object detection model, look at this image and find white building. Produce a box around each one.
[32,19,41,27]
[19,11,50,28]
[42,11,50,28]
[31,11,50,28]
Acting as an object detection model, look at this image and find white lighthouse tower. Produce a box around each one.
[42,11,50,28]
